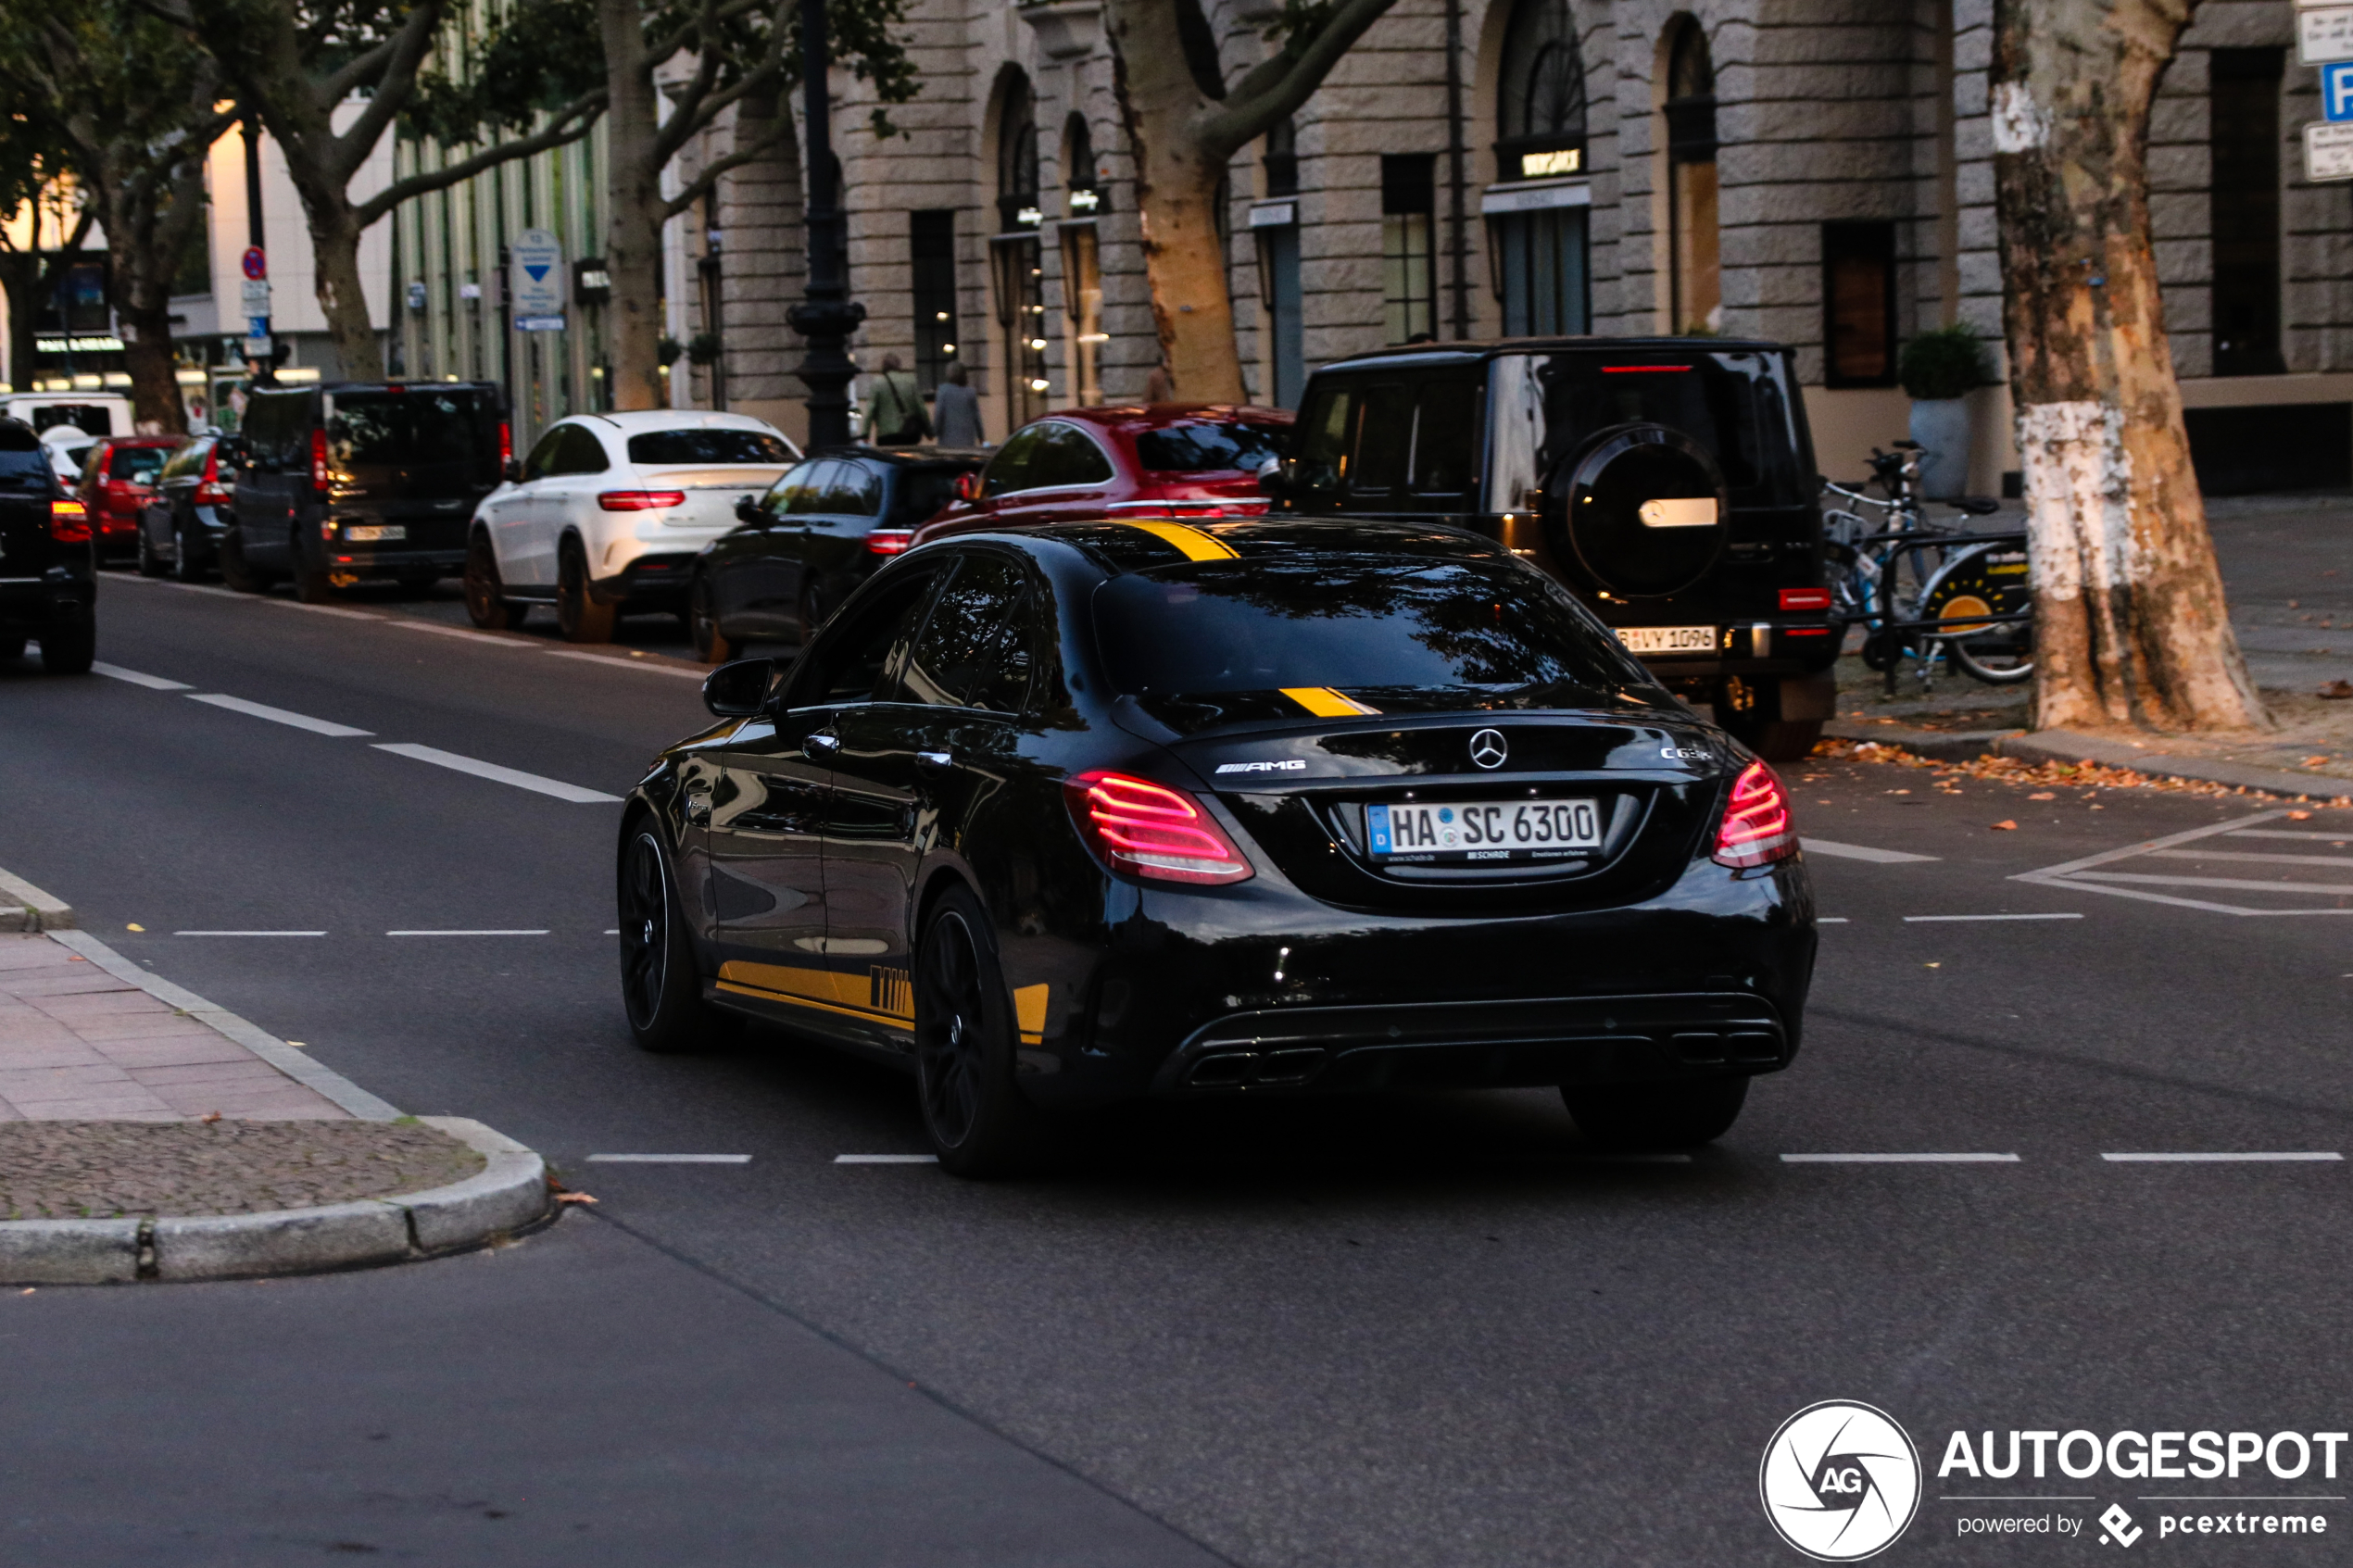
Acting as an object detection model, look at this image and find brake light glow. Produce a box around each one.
[1064,771,1254,885]
[1778,587,1833,612]
[1712,760,1797,870]
[309,427,331,490]
[865,528,913,556]
[598,490,686,511]
[497,420,512,469]
[48,498,91,543]
[194,449,229,506]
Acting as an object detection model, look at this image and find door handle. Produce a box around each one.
[916,750,952,769]
[804,730,841,756]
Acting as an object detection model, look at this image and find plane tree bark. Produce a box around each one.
[1992,0,2267,731]
[1103,0,1398,401]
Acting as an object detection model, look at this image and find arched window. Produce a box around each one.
[1497,0,1586,181]
[997,78,1039,233]
[989,73,1048,420]
[1663,18,1719,332]
[1064,113,1103,215]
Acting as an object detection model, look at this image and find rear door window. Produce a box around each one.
[786,460,841,515]
[784,567,943,707]
[822,463,883,515]
[1293,384,1356,505]
[885,466,964,529]
[243,390,311,470]
[981,424,1050,495]
[899,554,1027,708]
[1348,384,1415,495]
[1029,423,1114,487]
[555,425,611,475]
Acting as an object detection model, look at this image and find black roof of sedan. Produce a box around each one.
[966,514,1507,577]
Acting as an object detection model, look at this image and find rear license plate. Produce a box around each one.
[344,524,405,542]
[1617,624,1717,655]
[1367,798,1603,863]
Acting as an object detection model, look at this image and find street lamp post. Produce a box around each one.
[787,0,864,449]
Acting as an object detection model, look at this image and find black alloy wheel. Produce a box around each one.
[1561,1076,1749,1150]
[914,885,1046,1177]
[558,540,617,644]
[616,824,729,1053]
[292,528,334,604]
[135,521,166,577]
[171,520,206,583]
[688,571,733,664]
[463,533,529,630]
[218,527,267,593]
[36,619,96,675]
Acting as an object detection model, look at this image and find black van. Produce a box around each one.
[221,382,507,602]
[1269,339,1837,759]
[0,416,97,673]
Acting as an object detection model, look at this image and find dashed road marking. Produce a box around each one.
[91,662,191,690]
[371,742,623,803]
[835,1154,938,1164]
[587,1153,752,1164]
[1817,917,1849,923]
[271,600,382,621]
[384,620,534,646]
[1902,912,2083,922]
[1802,839,1940,864]
[1781,1152,2021,1163]
[2100,1151,2342,1163]
[385,929,549,936]
[186,692,373,737]
[542,648,706,679]
[173,930,327,936]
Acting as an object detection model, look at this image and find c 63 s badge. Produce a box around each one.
[1761,1400,1922,1562]
[1214,759,1307,774]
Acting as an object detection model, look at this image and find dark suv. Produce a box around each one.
[1270,340,1835,759]
[221,381,507,602]
[0,416,97,672]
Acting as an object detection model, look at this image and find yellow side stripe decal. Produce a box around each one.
[1125,520,1239,560]
[1281,686,1382,718]
[1013,984,1050,1047]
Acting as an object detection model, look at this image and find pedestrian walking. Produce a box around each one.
[862,354,932,447]
[933,359,985,447]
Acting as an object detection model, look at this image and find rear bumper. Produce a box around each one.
[591,552,698,608]
[321,546,466,576]
[0,573,95,630]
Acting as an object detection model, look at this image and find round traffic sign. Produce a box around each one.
[241,247,267,281]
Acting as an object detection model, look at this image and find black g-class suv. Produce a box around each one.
[0,415,97,673]
[1269,339,1835,760]
[221,381,507,602]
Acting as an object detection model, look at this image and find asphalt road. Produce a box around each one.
[5,570,2352,1566]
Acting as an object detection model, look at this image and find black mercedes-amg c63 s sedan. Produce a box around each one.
[617,517,1817,1174]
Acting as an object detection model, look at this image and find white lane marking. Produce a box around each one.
[109,575,241,598]
[2070,871,2353,896]
[1902,912,2083,922]
[271,600,382,621]
[173,930,327,936]
[2007,809,2353,916]
[586,1153,752,1164]
[1581,1152,1693,1163]
[542,648,706,680]
[371,742,623,803]
[835,1153,938,1164]
[2227,829,2353,841]
[385,929,549,936]
[2150,848,2353,868]
[186,692,374,737]
[92,662,192,690]
[385,619,534,646]
[1802,839,1940,864]
[1780,1152,2022,1163]
[2101,1151,2342,1163]
[1817,917,1849,923]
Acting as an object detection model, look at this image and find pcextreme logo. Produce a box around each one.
[1760,1400,1924,1562]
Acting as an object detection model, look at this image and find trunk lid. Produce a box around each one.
[631,466,791,532]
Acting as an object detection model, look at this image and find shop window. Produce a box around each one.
[1821,221,1897,387]
[1382,155,1437,345]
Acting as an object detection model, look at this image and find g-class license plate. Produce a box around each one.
[1617,624,1717,655]
[344,525,406,542]
[1367,798,1602,862]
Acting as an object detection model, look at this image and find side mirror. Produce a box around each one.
[702,657,777,719]
[735,496,767,525]
[503,459,525,483]
[1255,456,1290,504]
[954,470,982,503]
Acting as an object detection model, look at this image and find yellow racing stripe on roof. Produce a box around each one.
[1125,520,1239,560]
[1281,687,1383,718]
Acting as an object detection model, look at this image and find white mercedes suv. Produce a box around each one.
[462,408,799,641]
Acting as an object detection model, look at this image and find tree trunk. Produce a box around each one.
[1105,4,1245,403]
[601,0,668,411]
[291,182,383,382]
[1992,0,2265,732]
[0,254,44,395]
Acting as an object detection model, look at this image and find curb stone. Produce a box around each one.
[1,1118,552,1285]
[0,867,74,933]
[1825,721,2353,799]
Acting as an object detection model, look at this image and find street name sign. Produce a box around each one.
[2302,5,2353,64]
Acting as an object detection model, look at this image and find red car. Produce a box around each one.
[76,435,183,561]
[911,403,1293,546]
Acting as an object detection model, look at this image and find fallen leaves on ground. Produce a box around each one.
[2028,792,2057,800]
[2321,680,2353,699]
[1990,820,2018,831]
[554,1192,598,1205]
[1814,738,2353,809]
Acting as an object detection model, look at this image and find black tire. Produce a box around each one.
[170,520,207,583]
[914,884,1047,1177]
[1712,677,1823,764]
[557,541,616,644]
[37,619,96,675]
[1562,1076,1748,1150]
[219,527,268,593]
[463,534,530,630]
[291,529,334,604]
[615,823,733,1053]
[1948,634,2034,686]
[135,522,167,577]
[689,571,734,664]
[0,635,25,662]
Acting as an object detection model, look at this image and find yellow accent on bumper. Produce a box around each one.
[1013,983,1050,1046]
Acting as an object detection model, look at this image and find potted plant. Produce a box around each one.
[1898,325,1988,499]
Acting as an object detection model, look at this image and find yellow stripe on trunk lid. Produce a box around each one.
[1281,687,1382,718]
[1125,520,1239,560]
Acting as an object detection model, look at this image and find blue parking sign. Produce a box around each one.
[2327,60,2353,122]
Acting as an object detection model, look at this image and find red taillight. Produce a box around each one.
[598,490,686,511]
[1713,760,1797,870]
[193,450,228,506]
[309,427,330,490]
[1779,587,1833,612]
[497,420,512,469]
[1063,771,1254,885]
[865,528,913,556]
[48,498,91,543]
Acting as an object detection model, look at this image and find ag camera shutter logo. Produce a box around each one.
[1760,1400,1922,1561]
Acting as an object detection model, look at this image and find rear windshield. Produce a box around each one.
[1092,552,1656,726]
[109,445,171,483]
[0,451,55,490]
[1132,420,1286,475]
[27,403,113,437]
[158,438,216,481]
[886,467,966,529]
[627,429,792,466]
[328,389,495,470]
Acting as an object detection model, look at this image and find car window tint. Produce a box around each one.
[522,427,567,482]
[109,445,171,483]
[1293,385,1354,502]
[557,425,611,475]
[625,428,792,465]
[823,462,882,515]
[28,403,113,437]
[1030,423,1113,487]
[786,568,940,706]
[966,589,1038,715]
[1410,383,1480,497]
[244,390,310,470]
[761,458,819,515]
[328,388,494,472]
[982,425,1048,495]
[1349,384,1414,494]
[159,438,214,481]
[900,554,1026,708]
[1133,420,1286,475]
[0,423,51,490]
[886,466,965,529]
[787,460,840,515]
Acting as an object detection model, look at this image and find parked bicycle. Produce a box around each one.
[1821,443,2033,691]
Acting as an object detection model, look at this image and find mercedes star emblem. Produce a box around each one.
[1468,728,1508,770]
